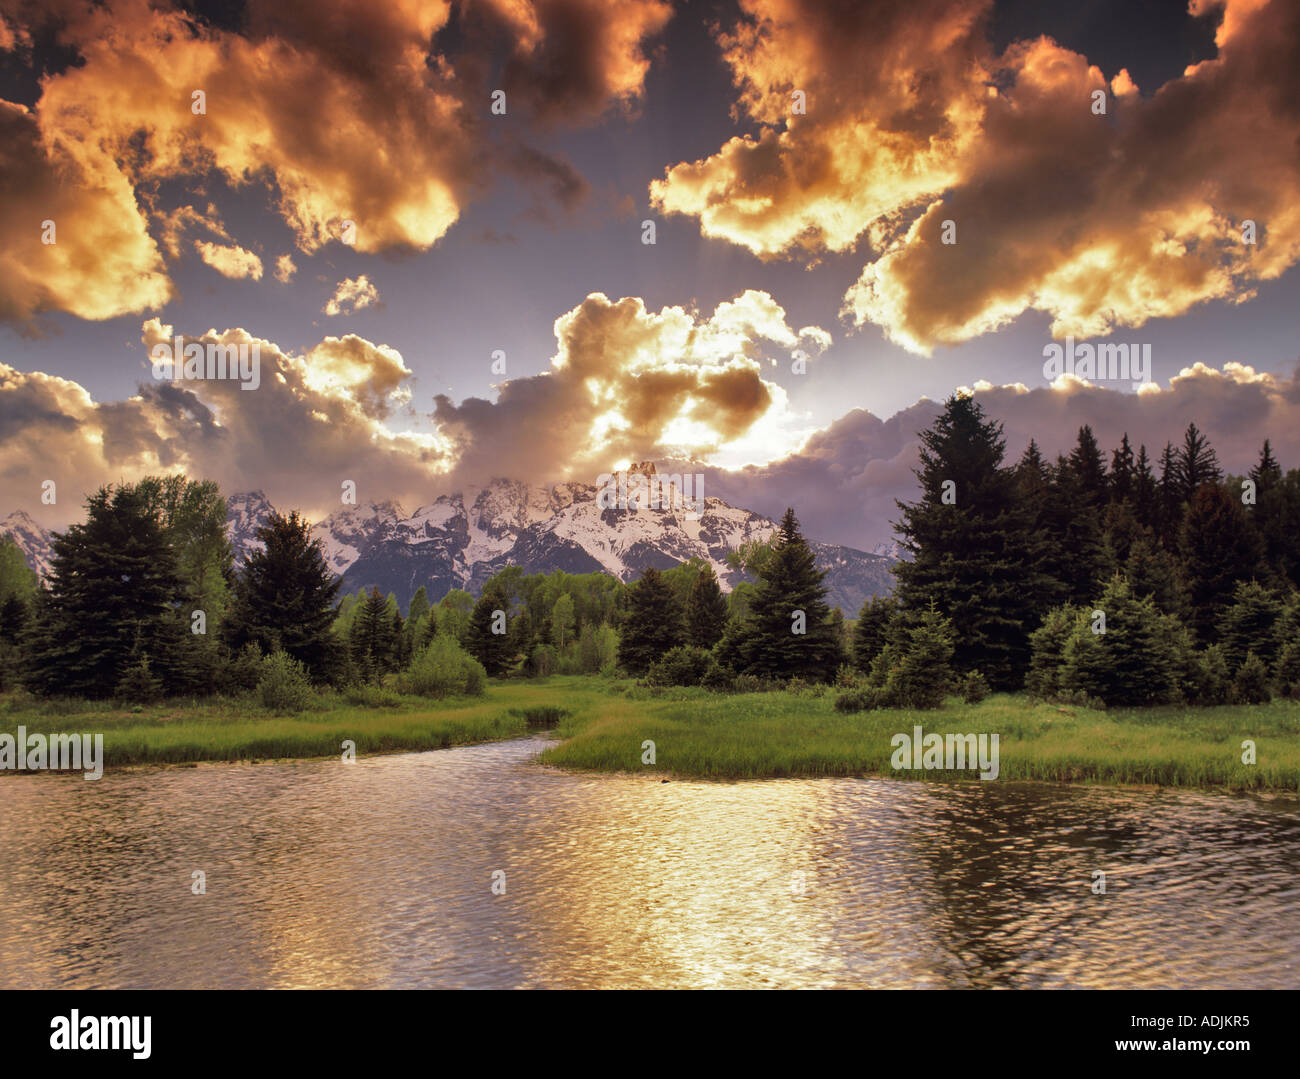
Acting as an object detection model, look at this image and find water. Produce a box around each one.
[1,737,1297,989]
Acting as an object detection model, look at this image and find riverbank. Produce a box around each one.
[3,677,1299,791]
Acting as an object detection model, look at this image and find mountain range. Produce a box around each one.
[2,467,897,614]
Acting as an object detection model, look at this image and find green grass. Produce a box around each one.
[536,680,1300,792]
[4,676,1299,791]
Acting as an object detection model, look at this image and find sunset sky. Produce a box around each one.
[2,0,1298,547]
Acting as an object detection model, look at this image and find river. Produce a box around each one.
[1,736,1297,989]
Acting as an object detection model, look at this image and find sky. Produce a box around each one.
[1,0,1298,548]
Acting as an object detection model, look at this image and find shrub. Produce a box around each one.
[733,672,776,694]
[1232,651,1271,705]
[700,658,734,691]
[258,651,315,713]
[342,684,403,708]
[647,645,712,687]
[834,662,864,689]
[833,687,886,713]
[956,670,990,704]
[399,634,487,698]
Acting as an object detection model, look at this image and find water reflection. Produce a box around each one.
[0,739,1296,989]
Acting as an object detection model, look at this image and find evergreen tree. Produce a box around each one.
[686,564,728,649]
[1179,486,1263,642]
[617,568,685,675]
[349,587,397,681]
[1124,532,1189,619]
[1066,425,1109,507]
[1058,576,1179,707]
[26,485,183,698]
[734,509,841,681]
[1177,422,1223,500]
[1250,439,1282,494]
[872,603,953,709]
[893,394,1040,688]
[223,511,342,682]
[464,589,515,676]
[852,594,896,673]
[1220,580,1283,673]
[1110,433,1136,503]
[1133,443,1158,531]
[1156,441,1183,548]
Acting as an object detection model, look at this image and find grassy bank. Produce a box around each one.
[4,676,1299,791]
[538,680,1300,792]
[0,681,604,768]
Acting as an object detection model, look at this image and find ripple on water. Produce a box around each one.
[0,739,1297,989]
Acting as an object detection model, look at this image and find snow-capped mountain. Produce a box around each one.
[3,468,898,613]
[0,511,53,579]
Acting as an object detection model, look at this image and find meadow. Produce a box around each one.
[3,675,1299,792]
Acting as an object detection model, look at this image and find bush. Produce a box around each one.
[732,672,777,694]
[833,687,886,713]
[834,662,864,689]
[647,645,712,687]
[399,634,487,698]
[700,659,734,691]
[956,670,990,704]
[342,684,403,708]
[1232,651,1272,705]
[258,651,315,713]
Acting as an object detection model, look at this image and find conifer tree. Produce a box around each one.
[734,509,841,681]
[465,589,515,676]
[1179,486,1263,642]
[223,511,342,682]
[617,567,685,675]
[686,564,728,649]
[1177,422,1223,500]
[893,394,1039,688]
[852,594,896,673]
[1221,580,1283,673]
[1133,443,1158,531]
[1110,433,1136,503]
[26,484,183,698]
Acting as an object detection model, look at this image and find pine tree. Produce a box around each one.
[893,394,1040,688]
[1124,532,1189,618]
[26,484,183,698]
[464,589,515,676]
[1110,433,1136,503]
[1220,580,1283,673]
[1156,441,1183,548]
[1066,425,1108,507]
[350,587,396,681]
[852,594,896,672]
[1250,439,1282,494]
[617,568,685,675]
[733,509,841,682]
[223,511,342,683]
[1133,443,1158,531]
[1058,576,1178,707]
[1179,486,1263,642]
[686,564,728,649]
[1177,422,1223,500]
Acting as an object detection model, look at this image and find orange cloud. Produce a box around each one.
[654,0,1300,355]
